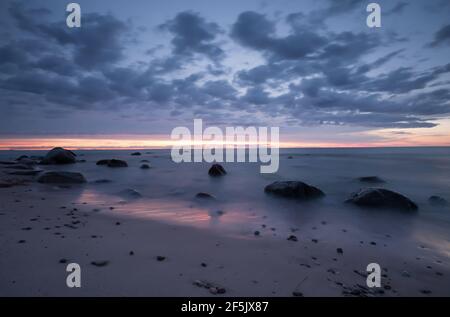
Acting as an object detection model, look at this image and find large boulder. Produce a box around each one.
[37,171,86,184]
[40,147,76,165]
[264,181,325,200]
[208,164,227,177]
[346,188,418,211]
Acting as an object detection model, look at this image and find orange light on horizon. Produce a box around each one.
[0,134,449,150]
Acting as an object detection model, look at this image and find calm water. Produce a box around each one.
[2,147,450,257]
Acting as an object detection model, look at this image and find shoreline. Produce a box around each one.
[1,181,449,296]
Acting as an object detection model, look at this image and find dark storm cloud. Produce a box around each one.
[159,11,224,61]
[9,2,130,70]
[231,11,327,60]
[0,1,449,133]
[429,24,450,47]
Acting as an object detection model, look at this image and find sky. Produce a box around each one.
[0,0,449,149]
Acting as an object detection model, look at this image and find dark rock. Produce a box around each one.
[96,159,110,165]
[346,188,418,211]
[96,159,128,167]
[93,179,112,184]
[131,152,141,156]
[91,260,109,267]
[254,231,260,236]
[358,176,385,184]
[195,192,215,199]
[140,164,150,169]
[428,195,448,207]
[337,248,344,254]
[264,181,325,200]
[40,147,76,165]
[201,262,207,267]
[156,256,166,261]
[107,159,128,168]
[208,164,227,177]
[287,235,298,242]
[37,171,86,184]
[292,291,303,297]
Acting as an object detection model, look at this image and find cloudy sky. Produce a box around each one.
[0,0,450,148]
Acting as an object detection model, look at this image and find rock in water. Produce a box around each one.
[208,164,227,177]
[140,164,150,169]
[195,192,215,199]
[37,171,86,184]
[264,181,325,200]
[131,152,141,156]
[346,188,418,211]
[40,147,76,165]
[358,176,385,184]
[96,159,128,167]
[96,159,110,166]
[107,159,128,167]
[428,196,448,207]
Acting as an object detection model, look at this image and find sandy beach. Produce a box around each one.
[1,148,449,297]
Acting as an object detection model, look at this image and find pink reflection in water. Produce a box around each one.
[76,189,261,234]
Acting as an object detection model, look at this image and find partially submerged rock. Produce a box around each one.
[96,159,110,166]
[140,164,150,169]
[40,147,76,165]
[108,159,128,167]
[264,181,325,200]
[37,171,87,184]
[358,176,385,184]
[131,152,141,156]
[346,188,418,211]
[96,159,128,167]
[91,260,109,267]
[208,164,227,177]
[428,195,448,207]
[93,179,112,184]
[195,192,215,199]
[16,157,38,165]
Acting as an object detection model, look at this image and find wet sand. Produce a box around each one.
[1,149,450,296]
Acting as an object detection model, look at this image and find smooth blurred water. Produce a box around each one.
[1,147,450,257]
